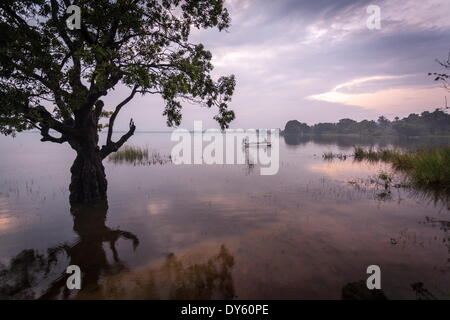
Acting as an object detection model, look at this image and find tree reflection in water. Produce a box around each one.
[41,201,139,299]
[0,201,235,300]
[0,200,139,299]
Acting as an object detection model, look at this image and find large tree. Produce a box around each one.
[0,0,235,203]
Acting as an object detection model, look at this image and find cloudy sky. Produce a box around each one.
[110,0,450,131]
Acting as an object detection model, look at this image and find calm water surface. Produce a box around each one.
[0,132,449,299]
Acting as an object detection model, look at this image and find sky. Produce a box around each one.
[108,0,450,131]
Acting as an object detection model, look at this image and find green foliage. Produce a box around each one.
[406,148,450,189]
[0,0,236,141]
[353,146,365,160]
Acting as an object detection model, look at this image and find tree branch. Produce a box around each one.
[106,86,138,144]
[39,126,67,144]
[50,0,75,53]
[18,102,72,136]
[101,118,136,159]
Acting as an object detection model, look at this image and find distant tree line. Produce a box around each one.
[283,109,450,137]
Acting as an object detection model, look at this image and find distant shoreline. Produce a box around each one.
[281,132,450,139]
[12,130,450,138]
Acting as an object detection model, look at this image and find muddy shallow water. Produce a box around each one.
[0,132,449,299]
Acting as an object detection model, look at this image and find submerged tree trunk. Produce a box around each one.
[69,149,108,204]
[40,200,139,299]
[68,121,108,204]
[67,102,135,204]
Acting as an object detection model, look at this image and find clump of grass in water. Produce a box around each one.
[353,146,450,192]
[108,145,171,165]
[353,146,365,160]
[322,151,334,160]
[377,171,393,191]
[322,151,347,161]
[353,146,382,161]
[109,145,149,164]
[405,148,450,189]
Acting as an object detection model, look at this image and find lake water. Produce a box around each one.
[0,132,449,299]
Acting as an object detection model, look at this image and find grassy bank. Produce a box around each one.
[353,146,450,191]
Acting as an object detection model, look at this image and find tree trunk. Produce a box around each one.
[67,106,135,204]
[69,149,107,204]
[69,124,108,204]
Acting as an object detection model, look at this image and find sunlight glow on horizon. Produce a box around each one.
[306,75,446,115]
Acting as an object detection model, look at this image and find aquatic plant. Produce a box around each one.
[322,151,348,161]
[108,145,149,163]
[353,146,450,192]
[108,145,171,166]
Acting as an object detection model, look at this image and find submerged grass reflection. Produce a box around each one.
[79,244,235,300]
